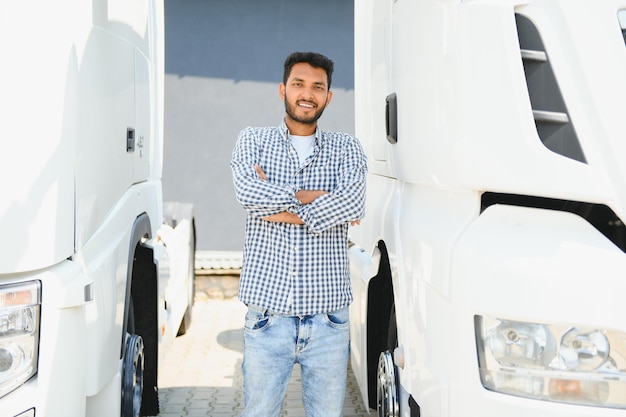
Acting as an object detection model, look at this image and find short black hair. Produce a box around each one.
[283,52,334,90]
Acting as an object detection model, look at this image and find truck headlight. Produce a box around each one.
[0,281,41,399]
[560,327,609,372]
[475,315,626,409]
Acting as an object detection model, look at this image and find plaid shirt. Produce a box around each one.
[231,120,367,315]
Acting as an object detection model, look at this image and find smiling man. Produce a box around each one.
[230,52,367,417]
[282,59,331,129]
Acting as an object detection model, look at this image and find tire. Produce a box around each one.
[129,244,159,416]
[377,350,399,417]
[387,305,398,351]
[122,334,145,417]
[127,297,136,336]
[377,304,399,417]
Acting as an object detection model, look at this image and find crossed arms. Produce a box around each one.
[253,164,359,226]
[231,127,366,232]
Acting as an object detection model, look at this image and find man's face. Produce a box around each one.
[280,62,333,126]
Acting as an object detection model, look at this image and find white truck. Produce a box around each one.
[0,1,196,416]
[349,1,626,416]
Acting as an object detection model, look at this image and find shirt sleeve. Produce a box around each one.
[297,136,367,234]
[231,127,301,218]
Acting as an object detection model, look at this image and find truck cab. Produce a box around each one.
[349,1,626,416]
[0,1,195,416]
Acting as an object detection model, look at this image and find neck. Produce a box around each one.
[285,117,316,136]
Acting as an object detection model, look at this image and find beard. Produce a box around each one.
[284,99,327,125]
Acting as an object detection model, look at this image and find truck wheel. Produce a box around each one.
[122,334,144,417]
[378,304,399,417]
[377,350,399,417]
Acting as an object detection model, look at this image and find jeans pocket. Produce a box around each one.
[244,308,271,332]
[324,306,349,329]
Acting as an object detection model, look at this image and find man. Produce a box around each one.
[230,51,367,417]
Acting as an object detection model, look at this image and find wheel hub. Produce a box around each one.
[377,350,399,417]
[122,333,144,417]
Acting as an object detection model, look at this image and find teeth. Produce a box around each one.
[298,102,315,108]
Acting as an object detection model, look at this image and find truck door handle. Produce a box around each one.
[127,128,135,152]
[386,93,398,144]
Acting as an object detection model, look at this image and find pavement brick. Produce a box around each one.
[157,275,371,417]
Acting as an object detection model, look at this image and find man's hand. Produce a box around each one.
[255,163,335,225]
[295,190,329,205]
[256,164,327,205]
[254,164,267,181]
[262,212,305,224]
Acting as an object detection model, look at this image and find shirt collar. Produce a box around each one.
[280,119,324,146]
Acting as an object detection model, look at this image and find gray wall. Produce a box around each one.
[162,0,355,251]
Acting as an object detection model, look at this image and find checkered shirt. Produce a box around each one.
[231,120,367,315]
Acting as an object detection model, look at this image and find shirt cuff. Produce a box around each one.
[297,204,321,234]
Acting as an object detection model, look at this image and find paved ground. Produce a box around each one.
[157,275,372,417]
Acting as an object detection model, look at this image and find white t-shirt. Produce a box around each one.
[290,134,315,166]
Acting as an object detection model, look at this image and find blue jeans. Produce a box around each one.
[241,305,350,417]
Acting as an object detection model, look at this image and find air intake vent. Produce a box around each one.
[515,14,586,163]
